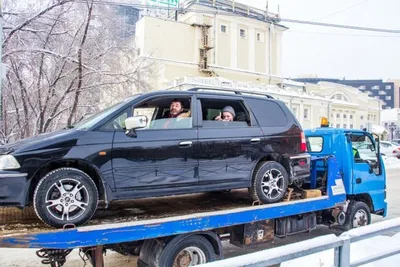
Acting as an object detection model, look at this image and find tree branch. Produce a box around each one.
[2,0,73,48]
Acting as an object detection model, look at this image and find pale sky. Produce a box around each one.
[237,0,400,80]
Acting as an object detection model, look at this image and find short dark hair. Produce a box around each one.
[171,99,184,108]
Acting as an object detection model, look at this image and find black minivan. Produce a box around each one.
[0,89,310,227]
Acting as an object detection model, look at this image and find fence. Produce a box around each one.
[199,217,400,267]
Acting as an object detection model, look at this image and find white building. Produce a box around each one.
[111,0,384,130]
[166,76,382,130]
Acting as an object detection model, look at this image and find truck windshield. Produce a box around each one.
[73,95,140,130]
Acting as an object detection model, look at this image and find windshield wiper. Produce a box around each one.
[63,125,74,129]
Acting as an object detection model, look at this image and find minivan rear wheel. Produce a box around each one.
[250,161,288,204]
[33,168,98,228]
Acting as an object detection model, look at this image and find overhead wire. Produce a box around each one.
[287,30,400,38]
[312,0,370,21]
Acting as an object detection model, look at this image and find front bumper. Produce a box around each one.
[0,171,28,207]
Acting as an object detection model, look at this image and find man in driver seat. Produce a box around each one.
[163,99,191,119]
[162,99,191,129]
[353,147,360,160]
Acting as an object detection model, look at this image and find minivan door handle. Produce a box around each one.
[250,138,261,143]
[179,141,193,147]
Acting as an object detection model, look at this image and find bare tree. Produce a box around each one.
[1,0,154,144]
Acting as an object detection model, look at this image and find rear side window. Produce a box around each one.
[246,98,288,127]
[199,98,251,127]
[306,136,323,152]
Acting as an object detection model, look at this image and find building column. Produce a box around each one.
[248,27,255,71]
[299,102,304,126]
[230,22,238,68]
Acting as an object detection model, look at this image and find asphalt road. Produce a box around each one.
[0,169,398,267]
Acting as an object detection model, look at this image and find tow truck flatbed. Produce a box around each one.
[0,157,347,250]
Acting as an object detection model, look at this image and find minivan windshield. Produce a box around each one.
[73,95,140,130]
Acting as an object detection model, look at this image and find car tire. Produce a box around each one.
[250,161,289,204]
[341,201,371,231]
[33,167,98,228]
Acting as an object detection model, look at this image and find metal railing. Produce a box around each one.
[199,217,400,267]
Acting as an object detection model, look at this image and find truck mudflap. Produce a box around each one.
[286,153,311,182]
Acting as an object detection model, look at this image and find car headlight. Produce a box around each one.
[0,155,21,170]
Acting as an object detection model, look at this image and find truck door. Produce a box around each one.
[349,133,386,210]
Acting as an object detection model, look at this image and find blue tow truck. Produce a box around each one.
[0,119,387,267]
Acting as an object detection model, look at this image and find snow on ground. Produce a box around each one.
[281,232,400,267]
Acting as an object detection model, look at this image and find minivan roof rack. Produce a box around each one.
[187,87,275,99]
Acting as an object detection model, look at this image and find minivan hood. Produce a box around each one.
[0,129,81,154]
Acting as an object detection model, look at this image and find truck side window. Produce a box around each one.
[351,135,376,162]
[306,136,323,152]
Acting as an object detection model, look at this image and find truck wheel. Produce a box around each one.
[250,161,288,204]
[342,201,371,231]
[33,168,98,228]
[139,235,217,267]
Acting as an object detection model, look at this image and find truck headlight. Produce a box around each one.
[0,155,21,170]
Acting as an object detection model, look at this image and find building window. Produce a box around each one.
[350,124,353,129]
[292,107,298,117]
[359,85,366,90]
[378,91,387,95]
[343,114,347,119]
[386,96,392,100]
[385,85,392,90]
[336,113,340,118]
[304,108,309,119]
[361,115,364,120]
[256,32,264,42]
[343,124,347,128]
[239,29,247,38]
[360,125,364,129]
[350,115,353,120]
[368,115,370,120]
[371,85,380,90]
[220,24,227,33]
[336,124,340,128]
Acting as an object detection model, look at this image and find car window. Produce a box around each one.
[134,107,157,129]
[75,95,139,130]
[135,96,193,130]
[100,107,130,130]
[244,98,288,127]
[306,136,323,152]
[199,98,250,128]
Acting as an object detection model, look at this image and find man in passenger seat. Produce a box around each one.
[215,106,235,122]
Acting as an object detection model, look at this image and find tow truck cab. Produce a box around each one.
[305,123,387,219]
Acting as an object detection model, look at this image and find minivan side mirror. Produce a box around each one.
[125,116,147,131]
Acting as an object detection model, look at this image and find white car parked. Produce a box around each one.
[357,141,400,159]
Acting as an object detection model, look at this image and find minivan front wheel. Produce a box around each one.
[250,161,288,204]
[33,168,98,228]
